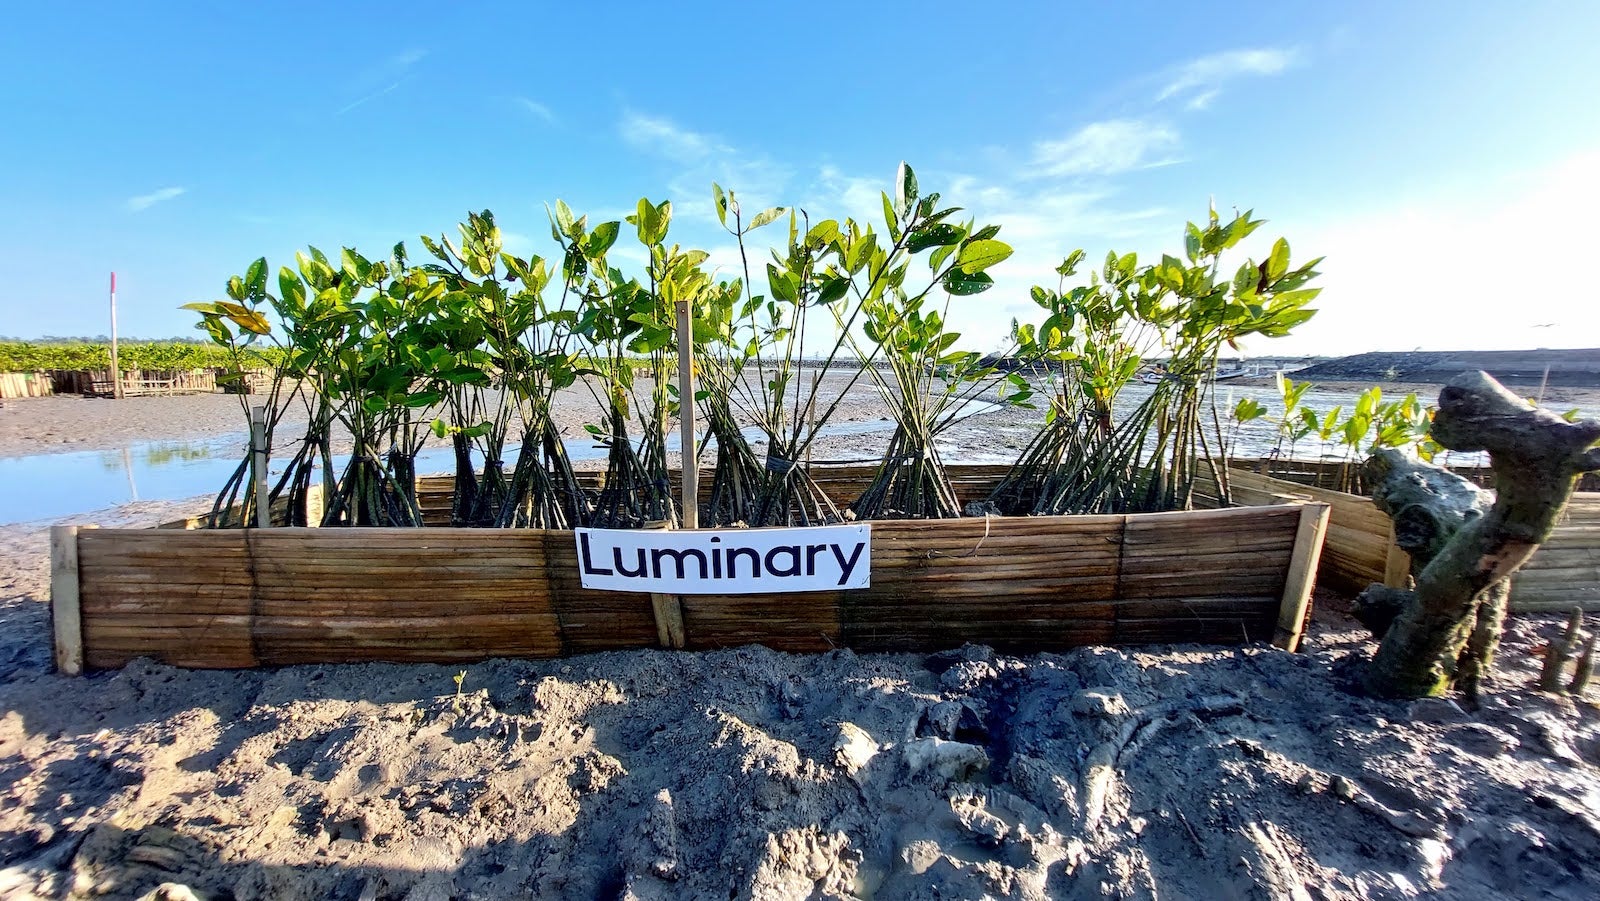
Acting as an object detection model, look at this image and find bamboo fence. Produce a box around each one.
[0,368,276,398]
[0,371,54,399]
[52,466,1329,673]
[1225,467,1600,612]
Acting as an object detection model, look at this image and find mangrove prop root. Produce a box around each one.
[1539,609,1587,692]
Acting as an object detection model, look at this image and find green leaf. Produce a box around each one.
[278,268,305,307]
[713,183,728,227]
[906,224,965,253]
[942,270,995,295]
[895,161,918,218]
[955,239,1013,273]
[767,264,797,302]
[555,199,576,237]
[968,224,1001,243]
[245,258,267,295]
[1267,237,1291,280]
[748,207,785,231]
[817,276,851,304]
[586,221,620,257]
[881,191,901,242]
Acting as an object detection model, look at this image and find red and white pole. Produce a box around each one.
[109,271,123,399]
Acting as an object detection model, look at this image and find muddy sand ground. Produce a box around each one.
[1,382,1599,899]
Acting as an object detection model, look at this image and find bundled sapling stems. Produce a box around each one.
[991,249,1160,515]
[844,164,1034,520]
[421,211,590,528]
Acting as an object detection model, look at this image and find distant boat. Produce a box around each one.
[1213,363,1262,381]
[1137,362,1263,385]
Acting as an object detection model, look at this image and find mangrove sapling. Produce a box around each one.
[715,165,1020,524]
[491,210,594,529]
[278,245,440,527]
[1266,373,1315,467]
[569,198,706,528]
[1223,396,1269,471]
[706,184,848,526]
[845,294,1026,514]
[997,207,1322,514]
[419,212,556,528]
[693,273,766,526]
[990,250,1163,515]
[1151,208,1323,510]
[838,167,1032,519]
[476,250,597,532]
[185,259,319,528]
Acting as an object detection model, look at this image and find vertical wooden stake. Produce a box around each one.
[1274,502,1330,652]
[1381,522,1411,588]
[643,519,687,648]
[250,405,270,528]
[674,299,698,531]
[51,525,84,675]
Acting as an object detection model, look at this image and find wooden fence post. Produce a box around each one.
[674,299,698,530]
[250,406,270,528]
[1274,502,1330,652]
[643,519,688,649]
[51,525,84,675]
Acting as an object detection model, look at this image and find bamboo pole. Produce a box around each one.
[1274,503,1330,652]
[51,525,85,675]
[250,405,270,529]
[109,272,123,400]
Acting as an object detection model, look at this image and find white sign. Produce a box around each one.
[575,524,872,594]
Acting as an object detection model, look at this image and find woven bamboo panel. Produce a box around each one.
[1228,467,1600,610]
[77,528,565,669]
[66,467,1323,670]
[1226,468,1394,593]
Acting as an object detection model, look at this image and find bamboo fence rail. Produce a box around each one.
[54,464,1330,672]
[1225,467,1600,611]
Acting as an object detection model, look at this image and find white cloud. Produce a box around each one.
[617,110,791,224]
[619,111,730,164]
[514,97,555,123]
[1156,48,1298,109]
[1257,149,1600,356]
[390,48,427,69]
[126,186,185,212]
[1030,120,1181,178]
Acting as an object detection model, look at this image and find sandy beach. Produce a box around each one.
[1,377,1598,899]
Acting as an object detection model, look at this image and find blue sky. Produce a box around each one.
[2,1,1598,355]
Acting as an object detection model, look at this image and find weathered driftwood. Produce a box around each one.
[1352,452,1492,637]
[1362,371,1600,698]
